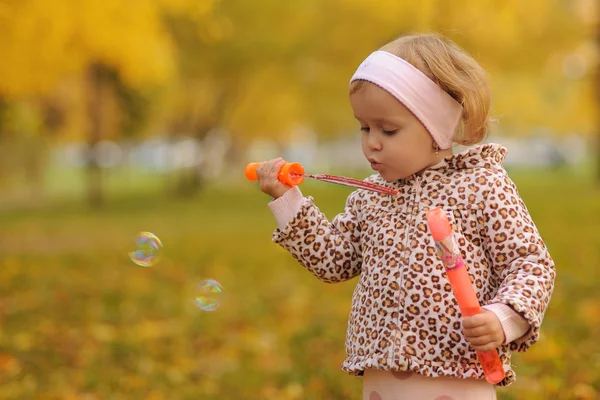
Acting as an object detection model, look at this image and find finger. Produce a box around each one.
[463,325,490,338]
[465,335,493,346]
[256,161,269,178]
[462,314,487,329]
[471,343,498,352]
[262,158,277,174]
[257,158,280,180]
[270,159,286,181]
[272,158,285,170]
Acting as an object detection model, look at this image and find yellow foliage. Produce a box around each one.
[0,0,596,144]
[74,0,175,87]
[0,0,177,97]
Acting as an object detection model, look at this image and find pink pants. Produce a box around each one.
[363,369,497,400]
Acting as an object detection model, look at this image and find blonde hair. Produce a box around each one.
[350,32,492,146]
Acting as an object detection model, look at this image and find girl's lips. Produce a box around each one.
[370,162,382,171]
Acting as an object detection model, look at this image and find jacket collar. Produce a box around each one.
[368,143,508,188]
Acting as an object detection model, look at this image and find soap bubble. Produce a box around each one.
[194,279,223,311]
[129,232,162,267]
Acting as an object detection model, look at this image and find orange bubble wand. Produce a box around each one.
[244,161,399,196]
[426,207,505,385]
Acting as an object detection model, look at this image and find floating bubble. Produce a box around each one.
[129,232,162,267]
[194,279,223,311]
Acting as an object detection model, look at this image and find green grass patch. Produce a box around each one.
[0,168,598,399]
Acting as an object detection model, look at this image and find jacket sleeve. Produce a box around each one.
[481,302,531,344]
[271,190,363,283]
[480,171,556,352]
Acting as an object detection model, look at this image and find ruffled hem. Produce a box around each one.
[341,353,516,387]
[494,297,540,353]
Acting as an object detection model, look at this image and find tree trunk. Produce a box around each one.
[172,128,208,198]
[168,80,239,198]
[174,166,204,197]
[596,22,600,184]
[87,63,106,208]
[0,97,7,187]
[24,135,47,205]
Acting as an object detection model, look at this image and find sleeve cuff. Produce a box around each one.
[483,303,531,344]
[268,186,304,231]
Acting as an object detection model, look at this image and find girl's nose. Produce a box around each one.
[368,134,382,151]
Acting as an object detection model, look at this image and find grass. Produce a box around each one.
[0,166,598,399]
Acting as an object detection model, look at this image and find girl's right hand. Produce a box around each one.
[256,157,292,199]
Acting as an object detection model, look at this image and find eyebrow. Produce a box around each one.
[353,115,400,124]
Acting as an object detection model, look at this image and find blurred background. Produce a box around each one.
[0,0,599,399]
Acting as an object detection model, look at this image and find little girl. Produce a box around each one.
[254,33,555,399]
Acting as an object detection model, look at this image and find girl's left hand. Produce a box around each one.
[462,309,505,352]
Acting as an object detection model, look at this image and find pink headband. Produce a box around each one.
[350,51,463,150]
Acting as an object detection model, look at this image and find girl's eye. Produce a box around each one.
[360,126,398,135]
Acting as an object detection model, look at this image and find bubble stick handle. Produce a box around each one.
[426,207,505,385]
[244,161,305,186]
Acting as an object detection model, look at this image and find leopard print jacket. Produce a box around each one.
[271,143,555,386]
